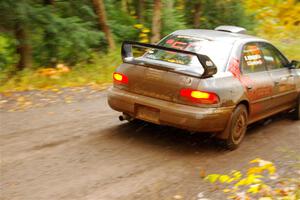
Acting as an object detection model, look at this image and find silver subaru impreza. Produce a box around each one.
[108,25,300,150]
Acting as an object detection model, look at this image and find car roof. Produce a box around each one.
[171,29,265,44]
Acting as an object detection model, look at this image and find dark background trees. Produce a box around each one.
[0,0,299,72]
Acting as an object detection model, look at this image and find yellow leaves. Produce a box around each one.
[139,38,149,44]
[141,28,150,33]
[244,0,300,39]
[219,175,231,183]
[133,24,143,29]
[223,189,231,193]
[37,68,57,76]
[133,24,150,43]
[247,184,260,194]
[258,197,272,200]
[139,33,148,38]
[247,166,264,175]
[204,159,300,200]
[5,95,34,112]
[249,158,276,175]
[37,64,70,78]
[205,174,220,183]
[231,170,242,180]
[234,174,263,189]
[205,172,240,184]
[56,64,70,73]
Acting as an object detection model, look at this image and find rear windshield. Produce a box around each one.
[144,35,233,72]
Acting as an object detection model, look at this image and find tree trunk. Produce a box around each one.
[151,0,162,43]
[15,22,32,70]
[92,0,116,50]
[193,2,201,29]
[44,0,56,66]
[137,0,145,23]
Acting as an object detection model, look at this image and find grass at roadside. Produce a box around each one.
[0,40,299,93]
[0,51,121,93]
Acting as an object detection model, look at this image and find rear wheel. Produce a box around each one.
[218,104,248,150]
[292,95,300,120]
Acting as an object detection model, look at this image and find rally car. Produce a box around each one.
[107,25,300,150]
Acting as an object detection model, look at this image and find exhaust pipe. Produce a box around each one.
[119,113,132,121]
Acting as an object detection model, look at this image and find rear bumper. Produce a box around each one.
[107,87,234,132]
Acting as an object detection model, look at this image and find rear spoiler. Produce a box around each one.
[121,41,217,78]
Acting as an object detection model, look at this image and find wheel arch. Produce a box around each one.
[237,100,250,115]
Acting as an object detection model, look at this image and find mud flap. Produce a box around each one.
[215,111,234,139]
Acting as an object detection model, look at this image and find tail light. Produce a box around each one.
[180,88,219,104]
[113,72,128,84]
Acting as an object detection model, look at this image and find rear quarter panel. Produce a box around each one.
[196,73,246,107]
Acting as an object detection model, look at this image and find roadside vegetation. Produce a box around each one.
[204,158,300,200]
[0,0,299,92]
[0,51,120,92]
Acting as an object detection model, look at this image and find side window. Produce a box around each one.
[242,43,265,73]
[260,43,289,70]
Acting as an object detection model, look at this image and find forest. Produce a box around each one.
[0,0,299,91]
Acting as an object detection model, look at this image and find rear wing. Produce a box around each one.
[121,41,217,78]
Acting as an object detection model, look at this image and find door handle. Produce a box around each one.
[246,85,253,90]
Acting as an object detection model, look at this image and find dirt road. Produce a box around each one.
[1,91,300,200]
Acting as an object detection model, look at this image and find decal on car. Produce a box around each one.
[243,45,264,72]
[228,58,254,86]
[228,57,260,100]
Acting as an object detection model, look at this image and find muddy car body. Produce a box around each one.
[108,26,300,149]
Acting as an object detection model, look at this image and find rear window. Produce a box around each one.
[144,35,233,72]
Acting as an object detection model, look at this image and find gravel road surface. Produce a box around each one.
[1,90,300,200]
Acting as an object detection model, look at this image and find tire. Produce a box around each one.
[291,95,300,120]
[218,104,248,150]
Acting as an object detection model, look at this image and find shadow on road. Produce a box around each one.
[94,112,296,155]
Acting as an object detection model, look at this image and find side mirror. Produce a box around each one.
[288,60,300,69]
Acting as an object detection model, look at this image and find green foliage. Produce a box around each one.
[0,34,16,70]
[33,15,103,66]
[0,0,299,92]
[28,1,104,66]
[161,0,187,37]
[105,0,140,42]
[0,1,31,29]
[0,0,106,67]
[200,0,255,30]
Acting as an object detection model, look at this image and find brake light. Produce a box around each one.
[113,72,128,84]
[180,88,219,104]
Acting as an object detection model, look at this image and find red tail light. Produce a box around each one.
[113,72,128,84]
[180,88,219,104]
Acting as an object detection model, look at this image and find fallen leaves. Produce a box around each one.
[200,168,206,178]
[0,85,107,112]
[37,64,70,79]
[204,159,300,200]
